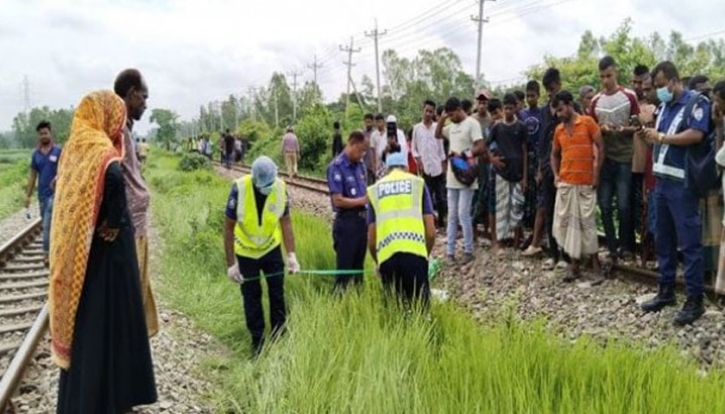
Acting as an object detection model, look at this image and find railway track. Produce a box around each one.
[0,219,48,413]
[213,161,329,195]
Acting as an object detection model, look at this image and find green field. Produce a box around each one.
[0,150,31,221]
[148,151,725,413]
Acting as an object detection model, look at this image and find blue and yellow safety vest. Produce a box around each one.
[234,175,287,259]
[367,169,427,264]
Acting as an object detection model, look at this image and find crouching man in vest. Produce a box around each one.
[224,156,299,354]
[367,152,436,310]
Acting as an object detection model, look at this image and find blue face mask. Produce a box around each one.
[657,86,674,103]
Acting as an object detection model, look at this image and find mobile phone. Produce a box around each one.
[630,115,643,131]
[386,122,397,138]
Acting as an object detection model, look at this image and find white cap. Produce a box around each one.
[386,115,397,123]
[251,156,278,189]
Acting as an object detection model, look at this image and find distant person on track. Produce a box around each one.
[50,90,157,414]
[367,152,436,310]
[137,137,150,165]
[114,68,159,337]
[327,131,369,292]
[224,155,299,355]
[24,120,61,267]
[413,99,447,230]
[282,126,300,178]
[224,128,235,169]
[550,90,604,284]
[234,134,243,163]
[639,61,712,325]
[362,113,377,185]
[332,121,344,159]
[435,97,486,265]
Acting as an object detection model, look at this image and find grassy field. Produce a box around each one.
[148,151,725,413]
[0,150,31,221]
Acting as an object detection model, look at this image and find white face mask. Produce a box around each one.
[259,185,273,196]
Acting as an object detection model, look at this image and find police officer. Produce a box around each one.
[639,61,712,325]
[367,153,436,308]
[327,130,369,291]
[224,156,300,354]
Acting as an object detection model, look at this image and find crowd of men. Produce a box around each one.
[189,130,249,167]
[324,57,725,327]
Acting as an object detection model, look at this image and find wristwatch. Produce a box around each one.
[658,132,665,143]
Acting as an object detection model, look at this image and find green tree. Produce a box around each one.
[150,108,179,150]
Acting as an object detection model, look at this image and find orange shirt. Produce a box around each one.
[553,115,600,185]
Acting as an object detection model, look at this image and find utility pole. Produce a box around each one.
[247,87,257,122]
[22,75,31,113]
[340,37,361,120]
[365,19,387,113]
[287,69,303,122]
[472,0,495,87]
[307,55,324,85]
[274,90,279,128]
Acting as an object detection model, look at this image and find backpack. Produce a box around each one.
[449,153,478,186]
[681,92,719,198]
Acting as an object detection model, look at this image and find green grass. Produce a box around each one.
[148,151,725,414]
[0,151,30,221]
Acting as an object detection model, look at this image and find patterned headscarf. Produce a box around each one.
[49,90,126,369]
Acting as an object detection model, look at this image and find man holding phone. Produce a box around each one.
[590,56,640,264]
[380,115,408,174]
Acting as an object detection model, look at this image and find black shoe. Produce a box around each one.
[641,284,676,312]
[674,295,705,326]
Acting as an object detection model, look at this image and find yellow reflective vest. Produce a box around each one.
[233,175,287,259]
[367,169,427,264]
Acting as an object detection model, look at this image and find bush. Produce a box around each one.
[179,153,212,172]
[295,104,334,172]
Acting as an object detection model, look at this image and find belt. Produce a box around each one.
[335,209,366,220]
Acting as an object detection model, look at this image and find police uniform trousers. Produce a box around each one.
[333,209,368,290]
[654,178,704,296]
[237,246,286,351]
[379,252,430,309]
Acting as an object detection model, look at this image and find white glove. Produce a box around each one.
[227,264,244,283]
[287,253,300,274]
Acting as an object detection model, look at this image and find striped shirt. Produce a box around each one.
[553,115,600,185]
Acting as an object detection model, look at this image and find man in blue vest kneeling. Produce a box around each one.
[367,152,436,310]
[224,156,299,354]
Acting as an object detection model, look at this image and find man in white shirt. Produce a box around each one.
[435,97,487,264]
[370,113,387,178]
[376,115,408,178]
[413,99,447,229]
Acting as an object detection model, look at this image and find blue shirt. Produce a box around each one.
[521,107,542,151]
[366,185,434,225]
[653,90,711,180]
[31,144,62,201]
[326,152,367,212]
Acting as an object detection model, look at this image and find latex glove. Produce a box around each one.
[287,253,300,274]
[227,264,244,283]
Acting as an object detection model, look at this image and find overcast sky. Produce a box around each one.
[1,0,723,134]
